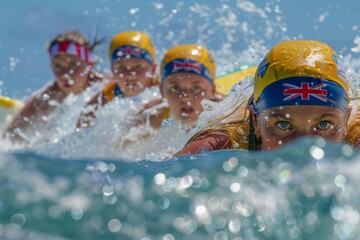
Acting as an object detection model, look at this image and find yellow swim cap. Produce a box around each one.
[252,40,349,114]
[109,31,155,64]
[160,44,216,85]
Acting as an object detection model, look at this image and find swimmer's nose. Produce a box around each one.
[179,89,192,99]
[298,127,319,138]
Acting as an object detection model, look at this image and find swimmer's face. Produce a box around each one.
[111,58,156,97]
[254,105,349,151]
[161,73,215,126]
[51,54,90,95]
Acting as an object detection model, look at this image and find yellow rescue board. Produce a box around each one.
[0,95,24,128]
[215,64,257,95]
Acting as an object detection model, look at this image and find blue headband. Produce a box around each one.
[111,45,153,65]
[161,58,213,85]
[252,77,349,114]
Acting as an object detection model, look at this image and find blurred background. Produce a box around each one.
[0,0,359,99]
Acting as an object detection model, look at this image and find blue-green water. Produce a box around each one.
[1,1,360,239]
[1,137,360,240]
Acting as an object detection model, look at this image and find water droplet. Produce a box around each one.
[163,234,175,240]
[103,186,114,196]
[342,144,353,157]
[214,231,228,240]
[334,175,346,187]
[181,112,189,118]
[154,3,163,9]
[180,175,193,188]
[71,207,83,220]
[228,218,241,233]
[309,146,324,160]
[154,173,166,185]
[10,213,26,226]
[279,170,292,184]
[158,197,170,209]
[162,118,174,127]
[108,219,122,232]
[41,93,50,101]
[129,8,139,15]
[230,183,241,193]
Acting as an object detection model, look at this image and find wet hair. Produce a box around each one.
[47,30,105,52]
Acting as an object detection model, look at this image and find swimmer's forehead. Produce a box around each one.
[164,73,213,85]
[51,53,82,62]
[112,58,152,68]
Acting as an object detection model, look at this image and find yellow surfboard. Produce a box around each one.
[215,64,257,95]
[0,95,24,128]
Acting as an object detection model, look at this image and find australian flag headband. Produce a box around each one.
[251,77,349,115]
[161,58,213,85]
[111,45,153,65]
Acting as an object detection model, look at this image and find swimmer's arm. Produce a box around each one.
[132,98,168,129]
[88,71,112,85]
[76,92,109,129]
[174,131,232,156]
[3,83,62,141]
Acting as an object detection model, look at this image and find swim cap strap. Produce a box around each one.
[253,77,349,114]
[161,58,213,85]
[111,45,153,65]
[49,41,92,64]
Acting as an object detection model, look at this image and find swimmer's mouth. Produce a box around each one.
[61,81,73,88]
[181,106,194,114]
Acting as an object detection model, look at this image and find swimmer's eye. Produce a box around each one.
[192,84,203,94]
[51,63,66,73]
[317,121,331,130]
[169,85,181,93]
[114,66,126,73]
[51,63,61,71]
[276,121,291,130]
[70,62,79,69]
[133,64,141,70]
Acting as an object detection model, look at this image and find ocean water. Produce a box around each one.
[1,138,360,240]
[2,1,360,239]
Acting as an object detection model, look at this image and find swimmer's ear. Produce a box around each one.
[250,111,260,137]
[88,59,96,67]
[151,64,159,85]
[343,105,352,139]
[151,63,157,73]
[212,84,216,94]
[348,105,353,119]
[160,82,164,96]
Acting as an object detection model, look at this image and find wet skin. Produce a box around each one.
[161,72,215,126]
[254,105,350,150]
[111,58,156,97]
[51,54,91,96]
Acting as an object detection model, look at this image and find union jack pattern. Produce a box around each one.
[172,59,202,74]
[118,47,142,58]
[111,45,153,64]
[283,82,328,102]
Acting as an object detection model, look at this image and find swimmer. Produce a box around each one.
[4,30,107,142]
[175,40,354,155]
[77,31,158,128]
[155,44,219,128]
[119,44,220,157]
